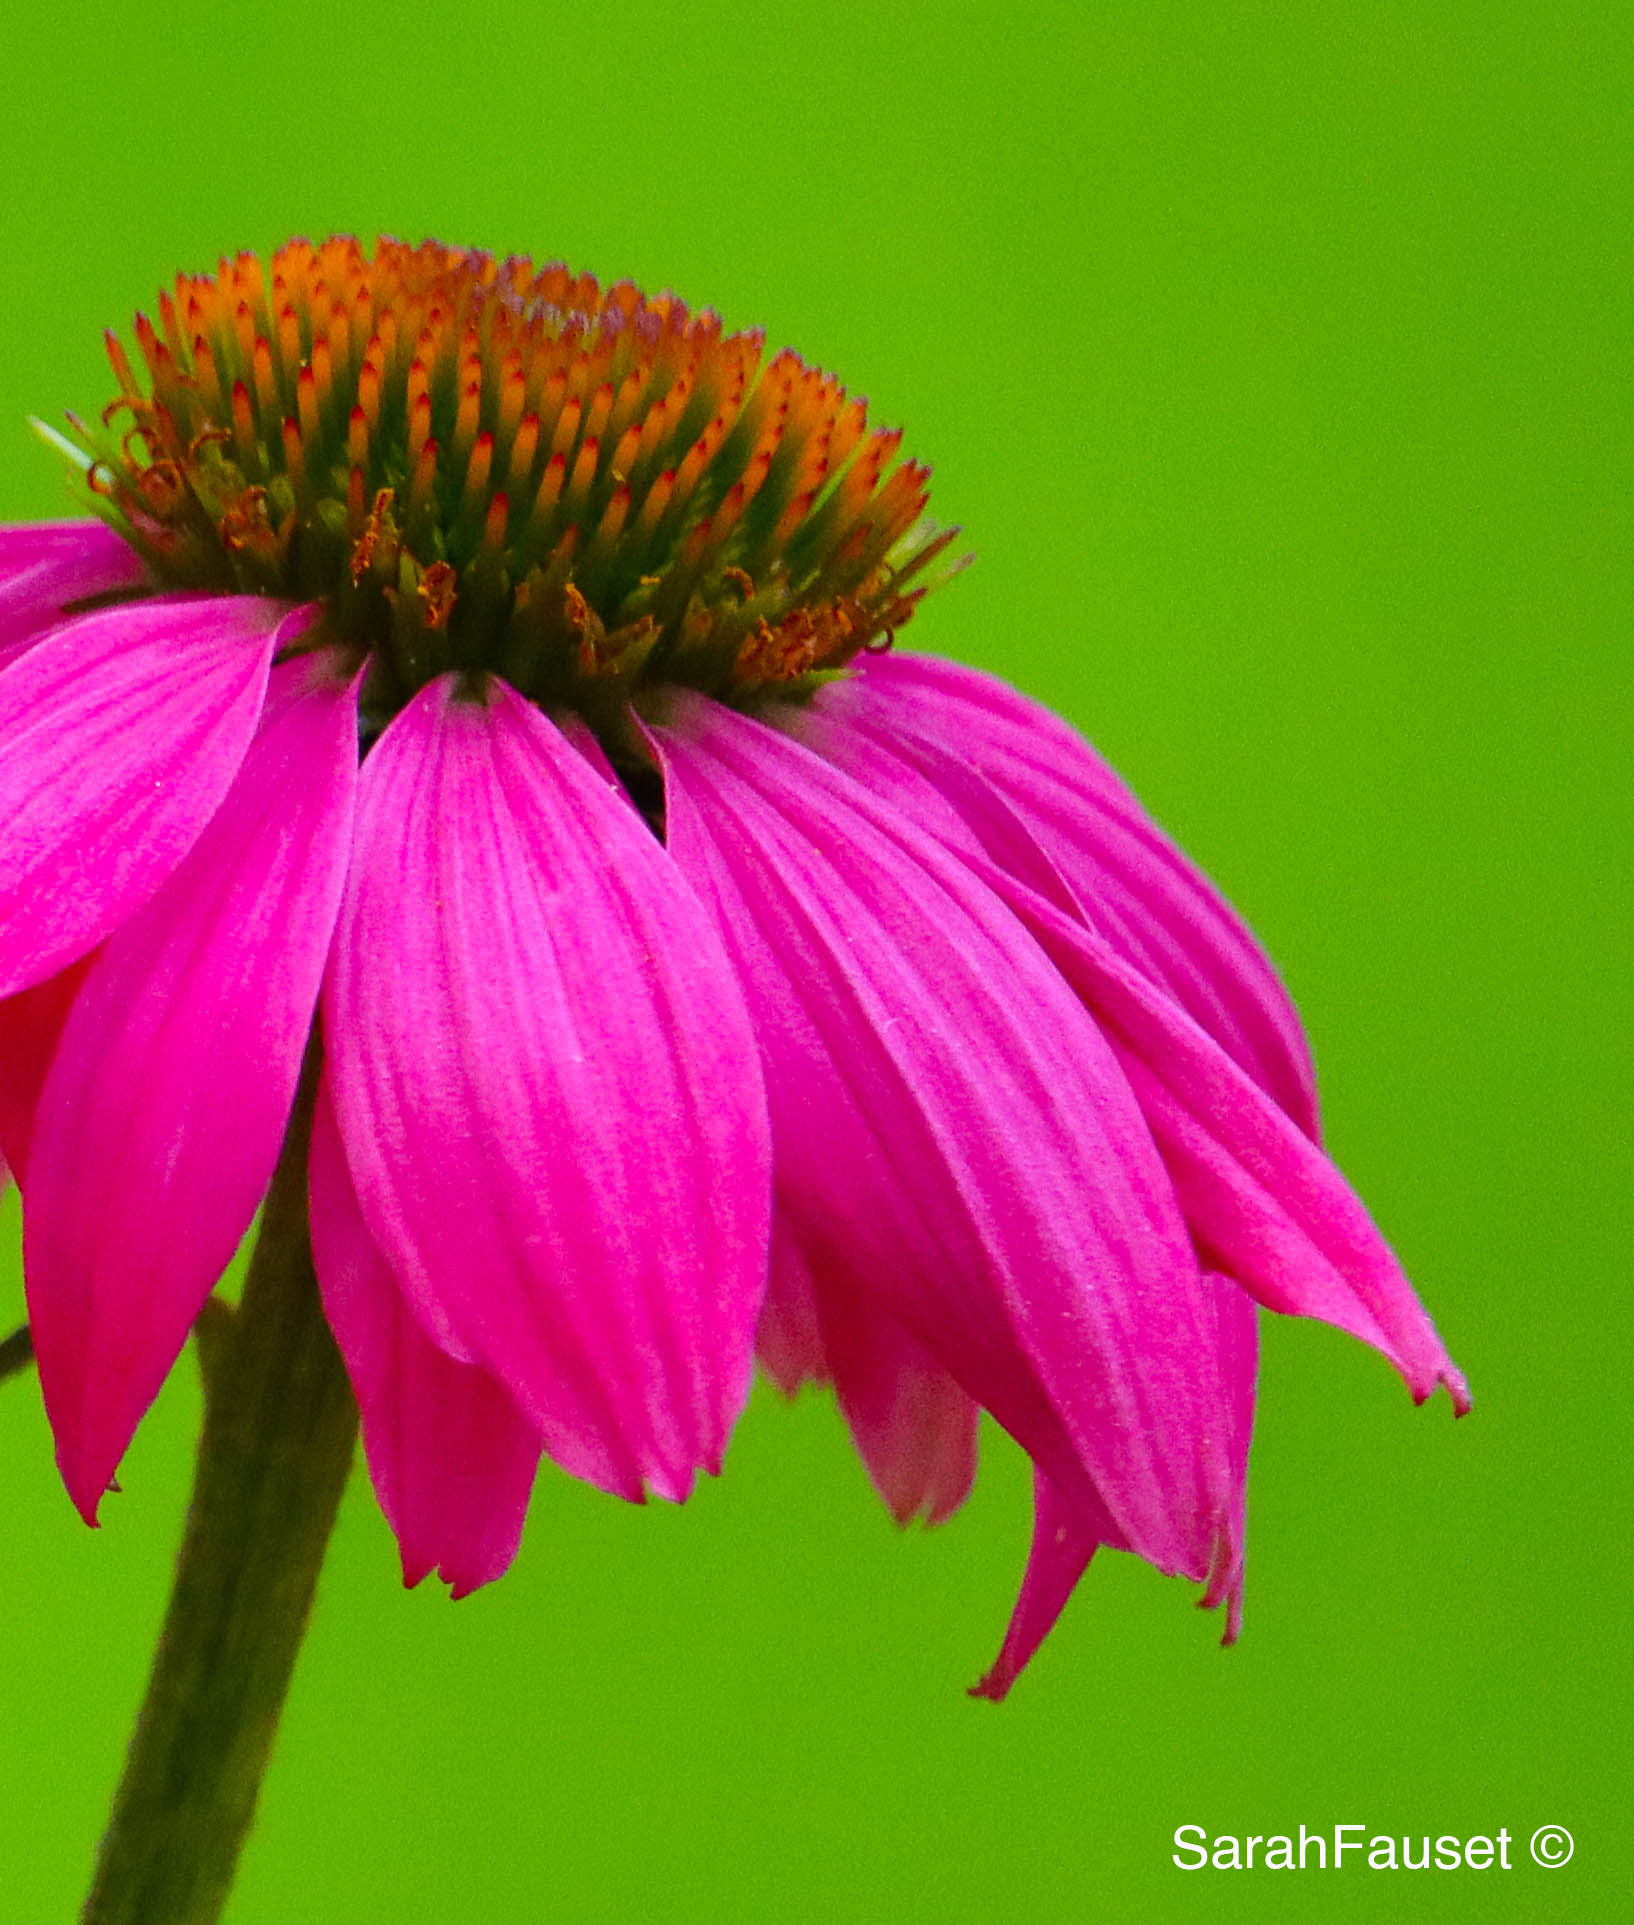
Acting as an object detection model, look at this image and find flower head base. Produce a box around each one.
[72,237,963,733]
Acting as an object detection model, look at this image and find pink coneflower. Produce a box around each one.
[0,236,1466,1695]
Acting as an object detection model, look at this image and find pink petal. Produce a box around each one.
[974,1274,1257,1701]
[766,1218,978,1525]
[979,866,1469,1411]
[818,1274,979,1528]
[0,959,92,1178]
[794,708,1466,1410]
[24,653,360,1520]
[651,695,1236,1581]
[322,674,772,1504]
[846,653,1322,1138]
[1199,1270,1258,1639]
[968,1474,1114,1703]
[0,593,295,998]
[0,520,148,662]
[756,1215,831,1397]
[309,1079,541,1596]
[555,711,625,786]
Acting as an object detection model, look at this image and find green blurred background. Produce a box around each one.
[0,3,1626,1919]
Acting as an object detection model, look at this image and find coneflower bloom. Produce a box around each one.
[0,237,1466,1687]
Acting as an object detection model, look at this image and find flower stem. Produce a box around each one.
[0,1321,34,1384]
[81,1072,357,1925]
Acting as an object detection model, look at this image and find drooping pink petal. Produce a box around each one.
[25,653,360,1521]
[1198,1270,1258,1640]
[969,1474,1116,1703]
[0,958,92,1178]
[794,708,1467,1410]
[974,1274,1257,1701]
[309,1079,540,1596]
[766,1216,978,1525]
[845,653,1322,1137]
[0,593,296,998]
[322,673,772,1505]
[0,520,148,664]
[974,861,1469,1411]
[819,1275,979,1528]
[651,694,1236,1581]
[756,1215,831,1397]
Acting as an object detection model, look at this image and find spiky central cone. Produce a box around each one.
[70,237,961,731]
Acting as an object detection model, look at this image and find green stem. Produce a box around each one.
[81,1073,358,1925]
[0,1321,34,1384]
